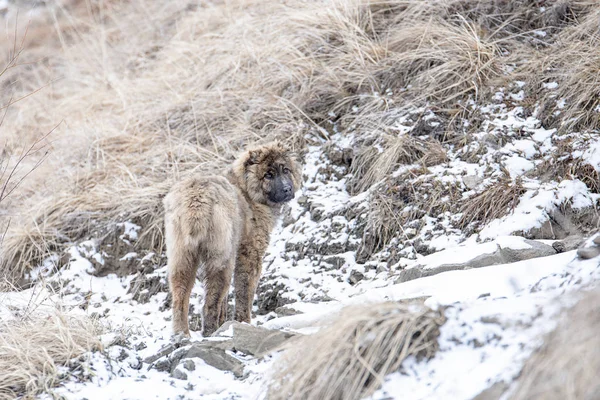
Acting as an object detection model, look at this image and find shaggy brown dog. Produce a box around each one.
[164,142,301,336]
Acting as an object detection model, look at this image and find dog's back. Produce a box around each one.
[164,175,243,261]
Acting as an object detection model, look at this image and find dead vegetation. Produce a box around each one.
[534,136,600,193]
[1,0,600,282]
[459,176,527,228]
[350,135,448,194]
[268,301,445,400]
[0,308,102,399]
[356,169,463,261]
[511,287,600,400]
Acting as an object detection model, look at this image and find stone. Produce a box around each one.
[182,359,195,371]
[231,322,296,357]
[577,246,600,260]
[183,342,244,377]
[396,239,557,284]
[143,343,176,364]
[348,270,364,285]
[552,235,584,253]
[171,368,188,380]
[274,306,302,317]
[552,241,566,253]
[471,382,508,400]
[134,341,147,351]
[153,358,171,372]
[212,321,236,337]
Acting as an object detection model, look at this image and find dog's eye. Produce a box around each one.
[283,168,291,174]
[264,172,274,180]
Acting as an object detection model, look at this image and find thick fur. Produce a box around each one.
[164,142,301,336]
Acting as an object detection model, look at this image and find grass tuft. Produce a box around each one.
[268,301,445,400]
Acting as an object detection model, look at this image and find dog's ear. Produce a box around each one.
[246,149,263,165]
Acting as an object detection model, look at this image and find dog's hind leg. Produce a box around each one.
[168,246,199,337]
[202,258,234,336]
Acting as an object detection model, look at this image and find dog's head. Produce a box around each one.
[234,141,302,206]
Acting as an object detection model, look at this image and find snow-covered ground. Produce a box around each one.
[3,89,600,399]
[2,225,598,400]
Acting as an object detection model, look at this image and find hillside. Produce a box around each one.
[1,0,600,399]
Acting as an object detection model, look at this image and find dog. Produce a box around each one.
[164,141,301,336]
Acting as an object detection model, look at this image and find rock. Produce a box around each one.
[348,270,364,285]
[231,322,296,357]
[593,235,600,245]
[297,196,308,206]
[184,342,244,377]
[552,235,584,253]
[134,342,147,351]
[153,358,171,372]
[171,368,188,380]
[552,241,566,253]
[322,256,346,269]
[463,175,483,189]
[396,239,557,284]
[212,321,236,337]
[182,359,195,371]
[577,246,600,260]
[143,343,176,364]
[256,282,294,315]
[471,382,508,400]
[274,306,302,317]
[500,240,556,261]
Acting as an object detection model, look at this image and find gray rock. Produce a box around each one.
[593,235,600,245]
[471,382,508,400]
[552,235,584,253]
[143,343,176,364]
[171,368,188,380]
[396,239,557,284]
[153,358,171,372]
[552,241,566,253]
[348,270,364,285]
[500,239,556,262]
[182,342,244,377]
[182,359,195,371]
[274,306,302,317]
[212,321,236,337]
[231,322,296,357]
[577,246,600,260]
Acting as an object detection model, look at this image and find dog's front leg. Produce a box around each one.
[234,246,263,323]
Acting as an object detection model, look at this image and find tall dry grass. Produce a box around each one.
[511,287,600,400]
[0,304,102,399]
[268,301,445,400]
[1,0,599,282]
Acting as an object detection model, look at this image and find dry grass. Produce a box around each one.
[523,6,600,131]
[511,287,600,400]
[0,308,102,399]
[356,170,462,261]
[350,135,447,194]
[534,136,600,193]
[268,301,445,400]
[459,176,527,228]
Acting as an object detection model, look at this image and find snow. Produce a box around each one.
[480,180,598,239]
[6,224,597,400]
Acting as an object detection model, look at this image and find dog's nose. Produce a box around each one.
[283,186,292,195]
